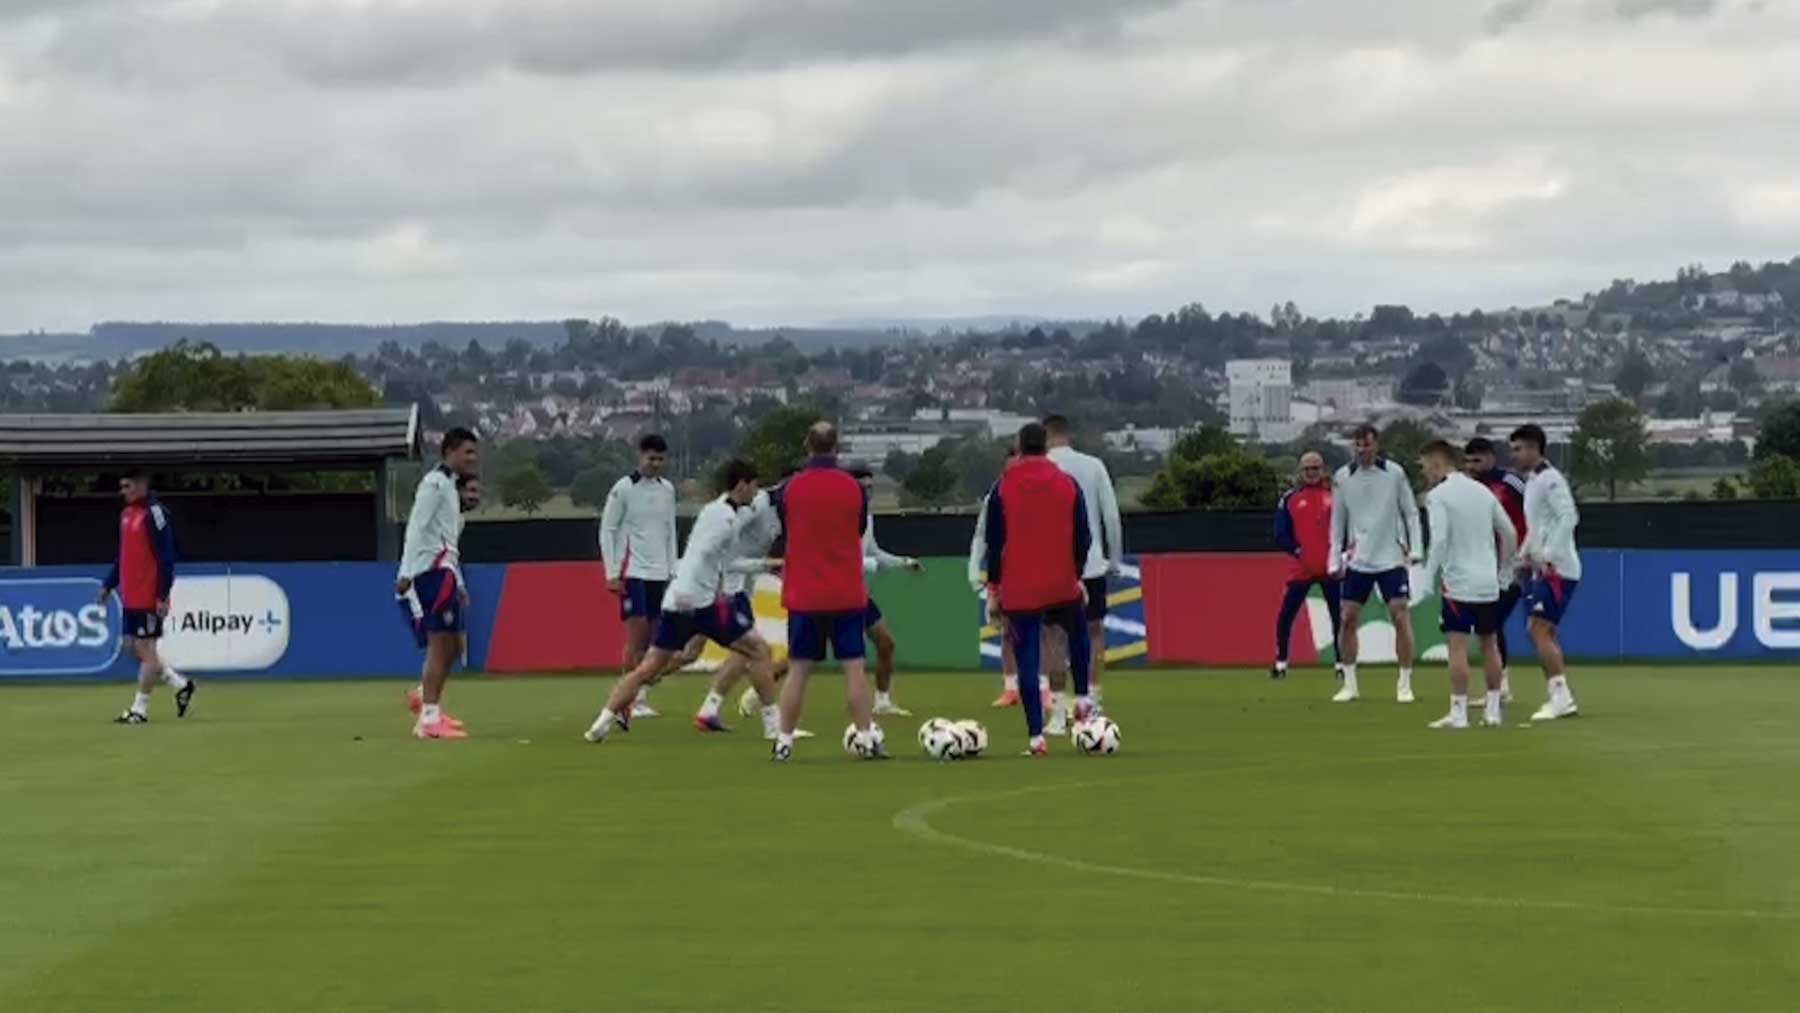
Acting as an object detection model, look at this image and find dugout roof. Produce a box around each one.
[0,408,419,469]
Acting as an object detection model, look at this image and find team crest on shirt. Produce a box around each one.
[443,610,456,624]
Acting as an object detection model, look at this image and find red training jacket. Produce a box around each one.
[774,457,868,614]
[1475,467,1528,549]
[983,455,1090,613]
[104,497,177,611]
[1274,482,1333,582]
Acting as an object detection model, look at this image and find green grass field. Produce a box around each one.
[4,667,1798,1012]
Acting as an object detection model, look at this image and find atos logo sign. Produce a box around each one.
[0,578,122,676]
[1671,572,1800,651]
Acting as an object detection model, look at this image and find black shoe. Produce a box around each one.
[114,711,148,725]
[771,740,792,762]
[175,680,197,718]
[1270,665,1288,681]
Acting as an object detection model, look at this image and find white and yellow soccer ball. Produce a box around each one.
[1072,717,1121,756]
[953,720,989,758]
[918,719,965,761]
[842,722,887,758]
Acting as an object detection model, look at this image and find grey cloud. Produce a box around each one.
[1615,0,1718,19]
[41,0,1181,87]
[1484,0,1547,33]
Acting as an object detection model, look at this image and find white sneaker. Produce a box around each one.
[583,720,610,743]
[873,700,913,717]
[1531,697,1580,722]
[1499,675,1514,704]
[764,727,816,741]
[1428,712,1468,730]
[1331,686,1359,703]
[1396,682,1416,705]
[1045,714,1069,737]
[1482,709,1504,728]
[630,701,660,719]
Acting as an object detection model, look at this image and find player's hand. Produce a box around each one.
[985,591,1001,624]
[394,577,412,595]
[1107,562,1123,578]
[1080,583,1091,606]
[905,558,924,573]
[673,594,696,611]
[766,558,784,573]
[459,587,471,608]
[606,578,623,595]
[155,600,170,618]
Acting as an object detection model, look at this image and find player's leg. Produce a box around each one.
[830,616,880,756]
[415,632,465,739]
[729,633,784,738]
[1384,569,1417,704]
[1478,628,1506,726]
[1084,577,1108,704]
[1334,573,1371,702]
[1010,612,1049,754]
[1058,605,1095,720]
[1043,622,1071,735]
[1271,580,1310,679]
[1429,629,1472,729]
[115,636,155,723]
[585,644,675,742]
[992,614,1022,707]
[868,619,909,717]
[1495,584,1522,702]
[1526,577,1581,721]
[774,614,827,757]
[1323,579,1345,676]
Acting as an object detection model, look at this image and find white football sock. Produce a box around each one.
[1274,660,1289,672]
[1485,690,1501,715]
[634,686,651,705]
[699,692,723,720]
[161,667,189,690]
[777,731,795,749]
[761,705,779,737]
[1002,674,1019,692]
[1398,667,1414,688]
[1342,665,1360,692]
[131,692,151,716]
[874,691,893,709]
[1092,684,1105,703]
[1548,674,1571,701]
[421,704,441,725]
[1450,694,1468,721]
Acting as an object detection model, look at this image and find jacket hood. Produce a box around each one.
[1008,455,1067,492]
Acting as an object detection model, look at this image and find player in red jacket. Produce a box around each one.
[984,423,1094,756]
[100,470,195,725]
[1271,452,1343,680]
[1464,437,1529,701]
[769,422,878,761]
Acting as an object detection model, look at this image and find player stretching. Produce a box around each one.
[770,423,879,762]
[1044,414,1123,731]
[972,447,1039,707]
[985,422,1094,757]
[600,434,678,719]
[1509,424,1583,722]
[850,466,924,717]
[1463,437,1528,703]
[1329,423,1424,704]
[103,470,194,724]
[400,474,482,727]
[400,428,480,740]
[1271,452,1343,680]
[1417,441,1518,729]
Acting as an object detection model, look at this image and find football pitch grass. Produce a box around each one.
[3,667,1798,1012]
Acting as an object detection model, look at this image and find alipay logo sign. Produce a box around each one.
[163,575,291,672]
[0,578,122,676]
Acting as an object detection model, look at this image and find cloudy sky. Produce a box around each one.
[1,0,1796,331]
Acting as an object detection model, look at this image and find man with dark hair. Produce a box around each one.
[972,445,1039,707]
[400,473,482,726]
[1509,424,1583,722]
[600,432,678,719]
[1417,440,1517,729]
[1329,422,1424,704]
[849,466,925,717]
[102,469,194,724]
[1272,451,1342,680]
[769,422,881,761]
[586,459,782,743]
[1042,413,1123,731]
[1464,436,1529,702]
[398,427,480,739]
[985,422,1094,757]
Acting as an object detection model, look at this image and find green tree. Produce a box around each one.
[1397,362,1451,406]
[1570,398,1650,500]
[1141,451,1283,510]
[1614,349,1655,400]
[883,448,919,483]
[738,404,824,484]
[1378,418,1438,492]
[109,340,379,412]
[1757,401,1800,460]
[901,444,958,508]
[570,466,616,509]
[498,462,553,515]
[1746,454,1800,499]
[1169,424,1239,463]
[1712,477,1740,501]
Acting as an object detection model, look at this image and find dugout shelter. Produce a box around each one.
[0,409,421,566]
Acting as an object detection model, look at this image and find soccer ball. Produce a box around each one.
[918,719,965,761]
[953,720,989,757]
[1072,717,1121,756]
[842,722,887,758]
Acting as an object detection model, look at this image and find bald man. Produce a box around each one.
[1271,452,1344,679]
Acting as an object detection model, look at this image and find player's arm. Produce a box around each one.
[968,493,990,592]
[665,485,681,573]
[1273,492,1298,555]
[1071,486,1093,580]
[1398,472,1424,563]
[1491,496,1519,577]
[1097,462,1125,575]
[982,489,1006,589]
[1542,476,1579,567]
[1327,477,1347,574]
[1420,494,1448,594]
[598,480,627,587]
[864,518,915,572]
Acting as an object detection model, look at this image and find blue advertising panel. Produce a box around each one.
[1618,550,1800,660]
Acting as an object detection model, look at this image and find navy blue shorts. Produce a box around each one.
[788,612,867,662]
[411,569,466,635]
[1342,567,1411,606]
[396,595,426,649]
[652,600,752,653]
[620,578,668,622]
[1083,577,1109,622]
[1440,598,1500,636]
[122,609,163,641]
[862,598,884,631]
[1525,574,1579,627]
